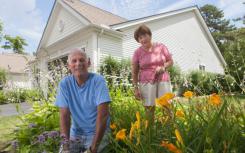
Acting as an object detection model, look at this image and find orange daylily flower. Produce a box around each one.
[209,93,221,106]
[110,123,116,130]
[175,110,185,118]
[135,111,140,129]
[183,91,194,98]
[162,92,175,100]
[155,97,170,107]
[161,141,182,153]
[175,129,184,146]
[129,123,135,140]
[116,129,126,141]
[156,92,175,107]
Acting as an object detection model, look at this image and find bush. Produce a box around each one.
[0,68,6,90]
[12,101,60,152]
[5,89,26,103]
[0,90,7,104]
[0,89,43,104]
[216,74,236,93]
[99,56,131,87]
[168,65,183,93]
[25,89,43,103]
[182,70,238,95]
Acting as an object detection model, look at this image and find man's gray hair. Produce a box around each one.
[67,48,87,63]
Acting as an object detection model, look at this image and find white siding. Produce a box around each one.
[45,5,85,47]
[120,11,224,74]
[99,34,123,65]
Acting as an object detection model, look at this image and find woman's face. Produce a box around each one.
[138,33,152,48]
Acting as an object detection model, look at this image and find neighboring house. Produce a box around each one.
[36,0,226,90]
[0,53,35,89]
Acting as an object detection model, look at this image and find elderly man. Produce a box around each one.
[55,48,111,153]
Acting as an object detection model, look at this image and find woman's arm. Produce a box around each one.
[132,63,139,87]
[132,63,142,100]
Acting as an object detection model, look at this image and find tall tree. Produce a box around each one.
[200,4,235,33]
[2,35,28,54]
[201,4,245,93]
[223,28,245,93]
[200,4,235,53]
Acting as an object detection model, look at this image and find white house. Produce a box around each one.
[36,0,226,89]
[0,53,35,89]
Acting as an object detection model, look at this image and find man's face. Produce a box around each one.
[68,52,89,77]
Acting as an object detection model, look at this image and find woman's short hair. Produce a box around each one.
[134,24,152,42]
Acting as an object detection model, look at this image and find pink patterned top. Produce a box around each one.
[132,43,172,83]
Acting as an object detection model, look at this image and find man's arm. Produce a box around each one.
[60,108,71,140]
[90,103,109,153]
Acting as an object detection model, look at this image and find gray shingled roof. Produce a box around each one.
[63,0,127,26]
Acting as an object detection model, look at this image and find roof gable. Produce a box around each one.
[45,4,87,47]
[63,0,127,26]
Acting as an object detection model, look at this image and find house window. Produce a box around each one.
[199,64,205,71]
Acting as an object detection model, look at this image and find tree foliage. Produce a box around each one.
[2,35,28,54]
[200,4,245,93]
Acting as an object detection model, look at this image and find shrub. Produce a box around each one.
[216,74,236,93]
[0,68,6,90]
[5,89,26,103]
[168,64,183,93]
[1,89,43,104]
[0,90,7,104]
[182,70,238,96]
[100,56,131,88]
[25,89,43,103]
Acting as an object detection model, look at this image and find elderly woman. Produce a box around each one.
[131,24,173,120]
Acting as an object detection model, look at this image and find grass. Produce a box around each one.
[0,115,20,152]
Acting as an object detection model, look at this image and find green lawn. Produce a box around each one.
[0,115,20,152]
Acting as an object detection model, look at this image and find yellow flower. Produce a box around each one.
[209,93,221,106]
[116,129,126,141]
[175,129,184,146]
[183,91,194,98]
[161,141,182,153]
[155,97,170,107]
[175,110,185,118]
[163,92,175,100]
[136,111,140,122]
[110,123,116,130]
[134,120,140,129]
[129,123,135,140]
[135,112,140,129]
[156,92,175,107]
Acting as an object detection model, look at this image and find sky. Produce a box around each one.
[0,0,244,55]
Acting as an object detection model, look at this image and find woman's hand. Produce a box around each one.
[134,87,142,100]
[155,66,165,75]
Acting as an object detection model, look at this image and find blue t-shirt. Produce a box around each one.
[55,73,111,136]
